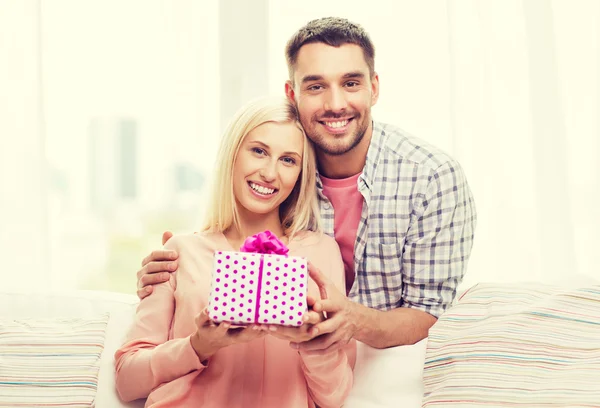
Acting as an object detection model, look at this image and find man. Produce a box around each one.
[136,17,476,352]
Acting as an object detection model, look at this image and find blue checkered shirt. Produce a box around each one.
[316,121,477,318]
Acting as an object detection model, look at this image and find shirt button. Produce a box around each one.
[323,203,331,210]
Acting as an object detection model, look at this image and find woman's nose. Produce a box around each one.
[258,160,277,182]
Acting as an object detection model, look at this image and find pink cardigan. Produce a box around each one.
[115,231,355,408]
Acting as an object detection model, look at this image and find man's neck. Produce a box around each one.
[317,122,373,179]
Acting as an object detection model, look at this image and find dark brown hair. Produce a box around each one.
[285,17,376,84]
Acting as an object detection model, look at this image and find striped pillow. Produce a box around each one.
[0,314,109,407]
[422,283,600,407]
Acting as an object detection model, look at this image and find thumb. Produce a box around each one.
[307,262,330,300]
[195,308,212,328]
[162,231,174,246]
[306,294,318,307]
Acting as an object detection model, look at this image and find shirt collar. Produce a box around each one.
[315,120,384,192]
[359,120,385,190]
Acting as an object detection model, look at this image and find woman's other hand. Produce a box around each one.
[190,309,268,362]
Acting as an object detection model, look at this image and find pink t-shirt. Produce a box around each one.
[320,172,363,294]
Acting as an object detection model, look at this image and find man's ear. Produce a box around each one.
[370,73,380,106]
[285,80,296,104]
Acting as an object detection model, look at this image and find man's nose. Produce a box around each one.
[324,87,348,113]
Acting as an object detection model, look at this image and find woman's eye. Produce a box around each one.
[252,147,266,155]
[281,157,296,165]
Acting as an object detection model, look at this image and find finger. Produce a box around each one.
[162,231,174,246]
[307,263,330,299]
[267,326,313,343]
[312,298,342,314]
[139,271,171,289]
[195,309,212,327]
[136,285,153,300]
[267,325,290,336]
[216,321,231,334]
[144,260,178,276]
[141,250,178,268]
[302,310,323,325]
[136,261,176,284]
[138,262,178,285]
[306,294,318,307]
[310,314,342,336]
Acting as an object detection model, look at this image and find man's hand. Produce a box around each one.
[266,294,324,343]
[290,263,361,354]
[136,231,177,299]
[190,309,267,363]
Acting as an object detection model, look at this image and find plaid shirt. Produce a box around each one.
[316,121,477,318]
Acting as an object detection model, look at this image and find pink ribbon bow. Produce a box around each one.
[240,230,289,255]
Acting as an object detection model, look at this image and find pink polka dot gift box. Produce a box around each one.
[208,231,308,327]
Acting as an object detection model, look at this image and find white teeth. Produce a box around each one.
[325,120,349,128]
[250,182,275,195]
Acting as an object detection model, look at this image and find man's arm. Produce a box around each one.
[291,267,436,351]
[399,159,477,319]
[351,303,436,348]
[293,159,476,352]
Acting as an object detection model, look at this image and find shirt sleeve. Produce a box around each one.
[300,236,355,408]
[402,159,477,318]
[113,239,206,402]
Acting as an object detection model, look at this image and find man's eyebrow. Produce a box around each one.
[300,74,324,84]
[343,71,365,79]
[248,140,302,158]
[300,71,366,84]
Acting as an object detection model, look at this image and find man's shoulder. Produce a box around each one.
[373,121,457,172]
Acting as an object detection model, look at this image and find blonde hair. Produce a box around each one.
[202,96,320,237]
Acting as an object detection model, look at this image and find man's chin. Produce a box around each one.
[317,141,357,156]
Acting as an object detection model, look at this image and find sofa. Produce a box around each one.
[0,289,428,408]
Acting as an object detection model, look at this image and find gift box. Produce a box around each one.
[208,231,308,327]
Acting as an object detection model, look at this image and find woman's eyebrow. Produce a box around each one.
[248,140,301,158]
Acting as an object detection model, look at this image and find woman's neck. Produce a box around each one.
[223,208,285,249]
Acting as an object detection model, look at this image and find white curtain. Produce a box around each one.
[269,0,600,287]
[0,0,49,289]
[447,0,599,287]
[1,0,598,291]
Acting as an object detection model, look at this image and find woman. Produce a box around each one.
[114,97,354,408]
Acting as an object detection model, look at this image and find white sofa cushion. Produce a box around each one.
[422,282,600,407]
[0,289,428,407]
[344,339,427,408]
[0,314,109,407]
[0,290,144,408]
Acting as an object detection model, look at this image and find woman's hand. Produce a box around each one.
[190,309,267,362]
[265,294,325,343]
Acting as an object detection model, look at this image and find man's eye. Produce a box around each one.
[307,85,323,91]
[345,81,359,87]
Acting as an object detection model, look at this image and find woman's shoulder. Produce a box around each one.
[164,231,226,253]
[290,231,340,252]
